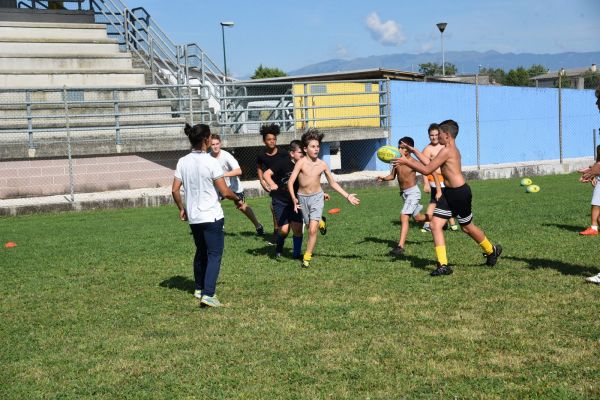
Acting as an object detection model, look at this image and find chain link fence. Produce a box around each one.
[0,79,391,202]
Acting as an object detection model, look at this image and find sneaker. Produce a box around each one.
[274,252,282,258]
[256,224,264,236]
[421,224,431,233]
[200,295,222,307]
[301,259,310,268]
[389,245,404,256]
[450,224,459,231]
[193,290,202,299]
[484,244,503,266]
[267,232,278,245]
[579,227,598,236]
[431,264,453,276]
[319,217,327,235]
[585,273,600,284]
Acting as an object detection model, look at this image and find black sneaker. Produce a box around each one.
[256,224,264,236]
[484,244,503,266]
[319,216,327,235]
[430,264,453,276]
[389,245,404,256]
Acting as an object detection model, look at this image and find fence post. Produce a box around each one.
[113,90,121,148]
[149,35,156,84]
[123,9,129,50]
[476,73,480,170]
[558,68,564,164]
[188,82,194,125]
[26,90,34,150]
[63,86,75,203]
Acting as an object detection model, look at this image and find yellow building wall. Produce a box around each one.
[293,82,381,130]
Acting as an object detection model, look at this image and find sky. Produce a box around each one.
[132,0,600,78]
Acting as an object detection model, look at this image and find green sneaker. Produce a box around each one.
[193,290,202,299]
[200,295,222,308]
[450,224,459,231]
[301,259,310,268]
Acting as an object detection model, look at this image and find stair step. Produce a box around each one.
[0,72,147,88]
[0,24,108,40]
[0,38,120,55]
[0,21,107,29]
[0,54,133,70]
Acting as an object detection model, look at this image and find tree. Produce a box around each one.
[527,64,548,78]
[251,64,287,79]
[418,62,457,76]
[504,67,531,87]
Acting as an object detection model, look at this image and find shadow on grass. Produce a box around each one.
[224,231,258,237]
[541,223,582,233]
[391,253,434,272]
[358,236,419,248]
[159,275,194,294]
[506,256,598,277]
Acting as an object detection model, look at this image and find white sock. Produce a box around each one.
[592,226,598,231]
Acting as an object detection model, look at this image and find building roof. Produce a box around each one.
[531,65,598,80]
[244,68,424,83]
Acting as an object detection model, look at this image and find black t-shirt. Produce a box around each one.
[268,156,298,201]
[256,148,287,172]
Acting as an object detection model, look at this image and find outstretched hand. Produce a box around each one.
[347,194,360,206]
[399,141,415,153]
[391,156,408,167]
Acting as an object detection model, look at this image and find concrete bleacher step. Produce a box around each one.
[0,116,186,131]
[0,37,120,55]
[0,21,109,41]
[0,89,163,103]
[0,69,147,87]
[0,54,134,70]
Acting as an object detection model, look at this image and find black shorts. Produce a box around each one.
[272,196,302,227]
[433,184,473,225]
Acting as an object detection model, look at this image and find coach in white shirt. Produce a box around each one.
[172,123,243,307]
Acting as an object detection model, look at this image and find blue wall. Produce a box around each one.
[386,81,599,170]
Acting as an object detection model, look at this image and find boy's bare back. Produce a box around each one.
[296,157,327,194]
[436,142,465,188]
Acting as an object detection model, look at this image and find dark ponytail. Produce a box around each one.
[184,123,211,149]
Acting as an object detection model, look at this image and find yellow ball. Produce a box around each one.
[526,184,540,193]
[520,178,532,186]
[376,145,401,163]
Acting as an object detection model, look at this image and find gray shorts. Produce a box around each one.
[592,179,600,206]
[298,191,324,224]
[401,185,423,216]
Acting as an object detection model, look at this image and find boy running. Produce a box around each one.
[376,137,428,255]
[256,124,288,242]
[421,123,458,232]
[210,134,264,235]
[262,140,305,259]
[394,120,502,276]
[288,129,360,268]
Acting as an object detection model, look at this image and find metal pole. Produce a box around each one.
[558,69,563,164]
[441,32,445,76]
[113,90,121,145]
[149,35,155,84]
[221,25,227,78]
[123,9,129,50]
[476,73,480,169]
[63,86,75,203]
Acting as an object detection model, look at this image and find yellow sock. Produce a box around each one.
[319,220,325,229]
[479,237,493,255]
[435,246,448,266]
[303,252,312,262]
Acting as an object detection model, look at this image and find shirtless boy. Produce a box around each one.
[394,120,502,276]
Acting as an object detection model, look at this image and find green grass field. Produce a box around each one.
[1,173,599,399]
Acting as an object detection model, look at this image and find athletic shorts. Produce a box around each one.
[400,185,422,216]
[429,181,446,204]
[272,196,303,226]
[592,178,600,206]
[433,183,473,226]
[298,191,324,225]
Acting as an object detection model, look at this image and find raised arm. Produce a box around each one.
[402,141,430,165]
[394,148,449,176]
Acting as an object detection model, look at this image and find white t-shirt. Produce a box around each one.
[211,149,243,193]
[174,151,224,224]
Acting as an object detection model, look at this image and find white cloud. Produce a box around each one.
[365,12,406,47]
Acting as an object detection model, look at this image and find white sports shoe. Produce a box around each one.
[193,290,203,299]
[585,273,600,284]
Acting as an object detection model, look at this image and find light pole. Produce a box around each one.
[558,67,565,163]
[436,22,447,76]
[220,21,234,78]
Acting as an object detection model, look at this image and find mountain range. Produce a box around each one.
[288,50,600,76]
